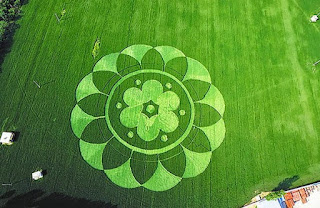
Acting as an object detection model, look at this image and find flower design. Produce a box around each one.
[70,44,226,191]
[120,80,180,141]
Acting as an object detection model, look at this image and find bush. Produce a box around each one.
[265,190,286,201]
[92,38,101,59]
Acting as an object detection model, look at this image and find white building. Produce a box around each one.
[311,15,318,22]
[0,132,15,145]
[32,171,44,180]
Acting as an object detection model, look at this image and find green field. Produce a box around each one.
[1,0,320,207]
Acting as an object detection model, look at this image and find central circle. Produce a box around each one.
[142,100,159,118]
[146,104,155,114]
[105,70,195,155]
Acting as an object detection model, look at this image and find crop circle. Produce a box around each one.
[70,44,226,191]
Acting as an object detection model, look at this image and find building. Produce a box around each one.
[310,15,318,22]
[0,132,15,145]
[243,182,320,208]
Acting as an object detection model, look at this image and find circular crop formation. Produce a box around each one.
[70,44,226,191]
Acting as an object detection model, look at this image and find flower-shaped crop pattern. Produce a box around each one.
[70,44,226,192]
[120,80,180,142]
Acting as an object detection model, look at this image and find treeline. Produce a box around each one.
[0,0,22,44]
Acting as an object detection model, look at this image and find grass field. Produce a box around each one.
[1,0,320,207]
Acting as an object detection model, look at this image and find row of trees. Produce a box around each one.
[0,0,22,44]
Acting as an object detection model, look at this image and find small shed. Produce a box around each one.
[0,132,14,145]
[311,15,318,22]
[32,170,43,180]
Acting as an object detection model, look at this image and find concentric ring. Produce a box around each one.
[70,44,226,191]
[105,69,195,155]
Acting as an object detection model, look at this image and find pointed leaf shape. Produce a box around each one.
[121,44,153,64]
[93,53,120,73]
[183,57,211,84]
[154,46,185,64]
[80,140,107,170]
[196,85,225,116]
[71,105,98,138]
[102,138,132,169]
[142,161,182,191]
[104,159,141,188]
[76,73,102,102]
[198,119,226,151]
[182,146,212,178]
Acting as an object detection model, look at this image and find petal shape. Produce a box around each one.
[80,118,112,143]
[121,44,153,64]
[80,140,107,170]
[131,152,158,184]
[160,145,186,177]
[158,110,179,133]
[155,91,180,110]
[71,105,99,138]
[123,87,144,106]
[181,146,212,178]
[76,73,102,102]
[104,159,141,188]
[137,115,160,141]
[194,103,221,128]
[183,57,211,84]
[120,106,143,128]
[198,119,226,151]
[196,85,225,116]
[154,46,185,65]
[102,139,131,169]
[93,53,120,73]
[143,161,182,191]
[142,80,163,102]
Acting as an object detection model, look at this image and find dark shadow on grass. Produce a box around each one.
[12,131,20,142]
[1,190,117,208]
[0,25,19,74]
[273,175,300,191]
[2,189,44,207]
[0,190,15,200]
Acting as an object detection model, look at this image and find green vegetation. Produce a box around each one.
[71,47,224,191]
[0,0,21,43]
[0,20,9,41]
[61,8,66,18]
[0,0,320,207]
[92,38,100,59]
[265,190,286,201]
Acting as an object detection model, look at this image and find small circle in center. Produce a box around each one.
[146,104,155,114]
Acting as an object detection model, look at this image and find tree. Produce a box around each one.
[0,0,22,44]
[0,6,6,19]
[265,190,286,201]
[0,20,8,41]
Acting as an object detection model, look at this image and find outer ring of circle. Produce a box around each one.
[105,69,195,155]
